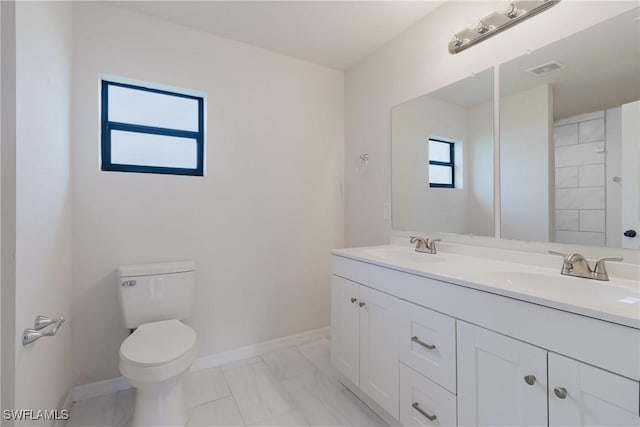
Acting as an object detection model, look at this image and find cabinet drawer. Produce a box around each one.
[400,363,456,427]
[399,299,456,393]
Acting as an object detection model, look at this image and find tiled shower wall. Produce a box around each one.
[554,111,606,246]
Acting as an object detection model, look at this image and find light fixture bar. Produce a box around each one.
[448,0,561,54]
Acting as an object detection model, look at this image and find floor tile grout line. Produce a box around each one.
[109,390,119,427]
[218,364,247,427]
[295,342,327,372]
[223,359,282,426]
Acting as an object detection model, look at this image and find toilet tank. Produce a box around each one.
[117,261,195,329]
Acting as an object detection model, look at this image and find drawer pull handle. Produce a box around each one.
[411,336,436,350]
[554,387,568,399]
[524,375,536,385]
[350,297,357,303]
[359,301,366,307]
[412,402,437,421]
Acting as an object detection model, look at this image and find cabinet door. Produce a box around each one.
[359,285,400,418]
[457,321,547,426]
[549,353,640,426]
[331,275,360,385]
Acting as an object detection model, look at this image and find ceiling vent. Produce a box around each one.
[526,61,564,76]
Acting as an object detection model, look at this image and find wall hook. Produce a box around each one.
[356,153,369,175]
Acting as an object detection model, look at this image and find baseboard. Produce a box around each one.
[68,376,130,404]
[190,325,330,372]
[66,325,330,404]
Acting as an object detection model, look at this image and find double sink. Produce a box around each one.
[342,244,639,328]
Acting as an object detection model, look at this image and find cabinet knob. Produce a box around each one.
[350,297,357,304]
[553,387,568,399]
[412,402,437,421]
[358,301,366,307]
[524,375,536,386]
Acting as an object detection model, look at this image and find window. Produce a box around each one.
[101,80,204,176]
[428,138,455,188]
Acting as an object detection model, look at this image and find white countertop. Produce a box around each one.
[332,245,640,329]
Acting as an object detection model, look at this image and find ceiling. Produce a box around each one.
[110,1,446,70]
[501,6,640,120]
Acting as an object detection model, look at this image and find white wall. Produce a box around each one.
[500,85,552,242]
[467,100,494,236]
[605,107,622,248]
[72,3,344,385]
[621,100,640,249]
[14,0,73,414]
[345,0,637,247]
[391,96,468,234]
[391,94,493,236]
[0,0,17,416]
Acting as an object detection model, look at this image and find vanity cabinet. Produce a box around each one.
[457,321,640,426]
[330,275,400,418]
[457,321,548,426]
[331,251,640,427]
[399,363,457,427]
[548,353,640,426]
[398,300,458,426]
[331,275,359,385]
[399,300,456,394]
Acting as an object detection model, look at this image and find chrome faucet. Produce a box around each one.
[549,251,623,281]
[410,236,441,254]
[410,236,429,253]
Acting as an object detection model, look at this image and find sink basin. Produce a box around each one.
[485,271,587,288]
[483,271,640,307]
[361,246,445,265]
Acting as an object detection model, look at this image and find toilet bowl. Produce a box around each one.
[119,319,196,427]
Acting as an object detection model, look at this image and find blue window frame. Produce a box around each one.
[428,138,455,188]
[101,80,205,176]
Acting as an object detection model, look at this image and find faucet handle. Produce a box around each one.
[410,235,428,243]
[428,239,441,254]
[592,257,623,281]
[549,251,575,275]
[548,250,568,260]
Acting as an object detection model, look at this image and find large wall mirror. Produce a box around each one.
[500,7,639,249]
[391,69,494,236]
[391,7,639,251]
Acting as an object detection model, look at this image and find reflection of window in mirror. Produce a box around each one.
[428,137,462,189]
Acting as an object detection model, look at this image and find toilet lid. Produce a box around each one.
[120,319,196,367]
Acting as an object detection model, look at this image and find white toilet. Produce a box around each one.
[117,261,197,427]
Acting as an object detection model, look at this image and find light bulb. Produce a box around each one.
[498,1,521,18]
[467,16,481,30]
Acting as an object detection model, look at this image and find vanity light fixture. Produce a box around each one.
[448,0,562,54]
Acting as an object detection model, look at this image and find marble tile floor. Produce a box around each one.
[65,338,388,427]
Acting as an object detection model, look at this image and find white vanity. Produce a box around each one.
[330,243,640,426]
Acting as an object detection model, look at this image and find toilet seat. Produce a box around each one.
[120,319,196,367]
